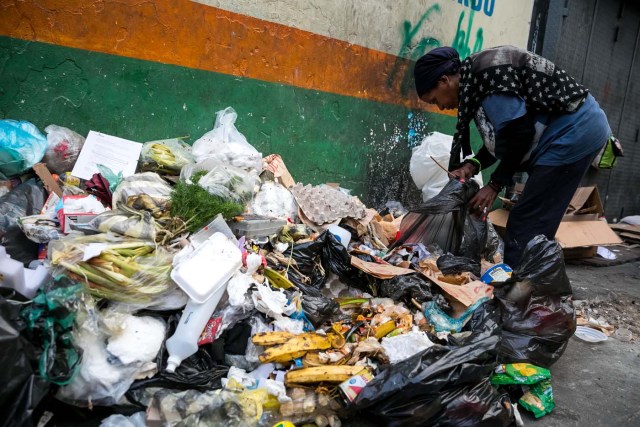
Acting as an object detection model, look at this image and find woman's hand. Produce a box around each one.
[469,185,498,219]
[451,162,477,181]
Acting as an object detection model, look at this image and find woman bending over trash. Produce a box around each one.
[413,45,611,267]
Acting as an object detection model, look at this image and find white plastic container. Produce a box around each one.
[0,247,51,299]
[328,225,351,248]
[165,282,228,373]
[0,245,25,293]
[170,232,242,303]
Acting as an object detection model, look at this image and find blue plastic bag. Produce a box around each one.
[0,120,48,178]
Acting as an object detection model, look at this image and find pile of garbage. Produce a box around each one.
[1,107,576,427]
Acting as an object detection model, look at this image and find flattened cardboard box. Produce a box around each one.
[488,209,622,249]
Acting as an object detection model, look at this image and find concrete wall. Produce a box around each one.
[0,0,534,207]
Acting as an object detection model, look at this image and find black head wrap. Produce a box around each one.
[413,47,461,97]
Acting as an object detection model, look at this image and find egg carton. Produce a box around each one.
[291,183,366,225]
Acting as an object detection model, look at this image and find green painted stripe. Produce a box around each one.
[0,37,485,206]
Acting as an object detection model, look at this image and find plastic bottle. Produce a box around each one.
[165,282,229,373]
[0,245,26,294]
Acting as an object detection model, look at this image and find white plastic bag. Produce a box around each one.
[191,107,263,171]
[43,125,85,174]
[249,181,298,220]
[410,132,453,201]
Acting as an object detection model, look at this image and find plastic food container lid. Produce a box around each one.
[170,232,242,303]
[574,326,608,343]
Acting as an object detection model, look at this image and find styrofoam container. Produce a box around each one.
[170,232,242,303]
[574,326,608,343]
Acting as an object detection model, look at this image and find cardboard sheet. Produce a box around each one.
[488,209,622,249]
[350,257,415,280]
[420,268,493,306]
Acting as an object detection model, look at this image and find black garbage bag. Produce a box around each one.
[0,179,46,265]
[0,289,49,427]
[460,214,488,262]
[302,294,341,327]
[128,313,228,394]
[347,331,511,425]
[282,239,327,293]
[377,273,449,309]
[281,231,368,295]
[493,235,576,368]
[392,179,478,254]
[437,254,481,277]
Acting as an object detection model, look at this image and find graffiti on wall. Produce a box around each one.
[389,3,485,97]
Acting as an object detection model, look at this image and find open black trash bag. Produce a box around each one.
[0,289,49,427]
[437,254,481,277]
[0,179,46,265]
[347,300,513,426]
[377,273,450,309]
[493,235,576,368]
[281,231,367,295]
[392,179,478,254]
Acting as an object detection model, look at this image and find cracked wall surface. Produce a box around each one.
[0,0,531,205]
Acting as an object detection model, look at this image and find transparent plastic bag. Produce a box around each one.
[43,125,85,174]
[0,119,47,178]
[191,107,263,171]
[85,208,158,241]
[249,181,298,220]
[181,158,259,203]
[48,233,176,304]
[57,303,166,407]
[139,138,194,175]
[111,172,172,211]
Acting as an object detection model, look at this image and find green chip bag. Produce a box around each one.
[491,363,551,385]
[519,379,555,418]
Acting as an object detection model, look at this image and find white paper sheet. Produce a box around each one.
[71,131,142,180]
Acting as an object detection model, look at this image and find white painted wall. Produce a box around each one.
[194,0,534,59]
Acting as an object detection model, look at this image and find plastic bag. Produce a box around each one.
[139,138,194,175]
[100,412,146,427]
[57,303,166,407]
[301,294,341,327]
[191,107,263,171]
[409,132,453,201]
[86,208,158,241]
[0,179,47,264]
[377,273,449,308]
[21,278,83,386]
[0,119,47,178]
[111,172,172,211]
[249,181,298,220]
[494,236,575,368]
[181,158,259,203]
[0,289,50,427]
[436,254,481,277]
[43,125,85,174]
[348,323,512,426]
[393,179,479,254]
[48,234,176,305]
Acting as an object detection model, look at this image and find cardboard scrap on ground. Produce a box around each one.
[263,154,296,188]
[350,256,414,280]
[370,213,402,247]
[421,267,493,307]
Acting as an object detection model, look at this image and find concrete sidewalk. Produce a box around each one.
[529,261,640,426]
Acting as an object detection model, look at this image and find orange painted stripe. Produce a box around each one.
[0,0,454,116]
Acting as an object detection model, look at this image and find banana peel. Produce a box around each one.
[258,333,332,363]
[264,267,295,290]
[285,366,369,385]
[374,320,396,339]
[252,331,295,346]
